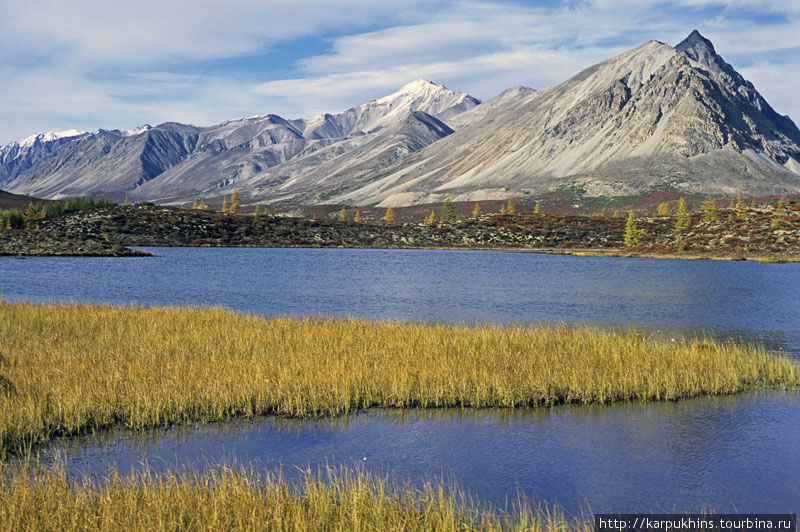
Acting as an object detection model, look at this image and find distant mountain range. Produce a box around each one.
[2,30,799,207]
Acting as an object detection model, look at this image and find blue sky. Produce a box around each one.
[1,0,799,145]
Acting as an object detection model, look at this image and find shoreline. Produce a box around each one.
[2,201,797,260]
[3,241,797,263]
[1,301,797,459]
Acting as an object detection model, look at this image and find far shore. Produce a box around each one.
[1,199,798,260]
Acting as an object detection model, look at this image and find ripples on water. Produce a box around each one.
[2,248,800,512]
[30,392,800,514]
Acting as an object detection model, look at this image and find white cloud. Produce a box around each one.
[0,1,429,67]
[262,0,800,122]
[254,45,626,116]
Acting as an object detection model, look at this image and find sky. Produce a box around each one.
[1,0,799,145]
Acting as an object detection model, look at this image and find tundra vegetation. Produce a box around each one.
[700,195,719,222]
[441,198,457,222]
[771,196,788,229]
[0,463,589,532]
[472,202,482,218]
[507,198,517,215]
[0,301,797,460]
[0,302,798,530]
[1,197,112,230]
[623,211,644,247]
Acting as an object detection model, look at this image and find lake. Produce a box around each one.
[2,247,799,513]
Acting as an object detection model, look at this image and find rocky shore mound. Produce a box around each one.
[1,201,798,259]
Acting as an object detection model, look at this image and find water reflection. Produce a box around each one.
[1,249,799,350]
[3,249,800,513]
[26,391,800,515]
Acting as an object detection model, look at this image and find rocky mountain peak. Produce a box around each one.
[397,78,446,95]
[4,34,800,207]
[676,30,716,57]
[377,78,479,109]
[674,29,736,79]
[14,129,86,149]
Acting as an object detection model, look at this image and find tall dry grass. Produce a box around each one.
[0,300,797,457]
[0,462,589,532]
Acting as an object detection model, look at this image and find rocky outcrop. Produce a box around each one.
[24,204,625,250]
[0,229,150,256]
[2,201,797,258]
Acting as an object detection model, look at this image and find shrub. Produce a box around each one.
[507,198,517,215]
[735,193,747,218]
[674,198,690,232]
[0,209,25,229]
[230,188,240,214]
[441,199,456,222]
[624,211,644,247]
[701,195,718,222]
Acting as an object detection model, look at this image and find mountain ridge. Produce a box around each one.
[3,31,800,206]
[325,31,800,207]
[0,80,477,202]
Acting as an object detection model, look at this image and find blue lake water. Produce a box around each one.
[2,247,799,513]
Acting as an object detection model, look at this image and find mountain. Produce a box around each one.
[446,85,536,129]
[241,111,454,205]
[3,32,800,206]
[324,30,800,206]
[0,80,478,202]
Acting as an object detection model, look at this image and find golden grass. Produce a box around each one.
[563,250,800,262]
[0,463,588,532]
[1,300,798,458]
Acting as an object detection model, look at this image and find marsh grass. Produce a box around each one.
[0,462,588,532]
[0,300,798,458]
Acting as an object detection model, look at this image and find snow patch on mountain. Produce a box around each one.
[122,124,152,137]
[305,79,480,138]
[14,129,86,149]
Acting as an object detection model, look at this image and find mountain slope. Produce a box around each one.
[447,85,536,129]
[0,80,478,202]
[326,31,800,206]
[4,33,799,207]
[242,111,455,204]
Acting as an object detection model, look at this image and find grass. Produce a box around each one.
[0,463,588,532]
[1,300,798,459]
[563,250,800,262]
